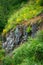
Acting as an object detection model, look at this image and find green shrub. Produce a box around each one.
[0,0,28,33]
[2,30,43,65]
[39,0,43,6]
[3,57,12,65]
[36,30,43,42]
[0,49,5,59]
[35,44,43,61]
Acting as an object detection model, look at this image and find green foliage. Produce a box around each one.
[37,0,43,6]
[0,0,28,33]
[12,30,43,65]
[3,56,12,65]
[0,49,5,59]
[0,41,5,62]
[2,30,43,65]
[26,26,31,33]
[0,5,7,32]
[4,4,42,33]
[36,30,43,42]
[0,0,42,33]
[35,44,43,61]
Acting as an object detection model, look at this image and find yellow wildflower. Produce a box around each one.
[23,14,26,18]
[16,18,21,22]
[3,29,7,35]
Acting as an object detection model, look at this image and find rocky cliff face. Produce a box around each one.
[2,14,43,54]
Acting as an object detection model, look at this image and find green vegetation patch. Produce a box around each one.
[3,2,43,34]
[2,30,43,65]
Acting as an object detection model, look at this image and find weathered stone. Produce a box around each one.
[31,23,38,37]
